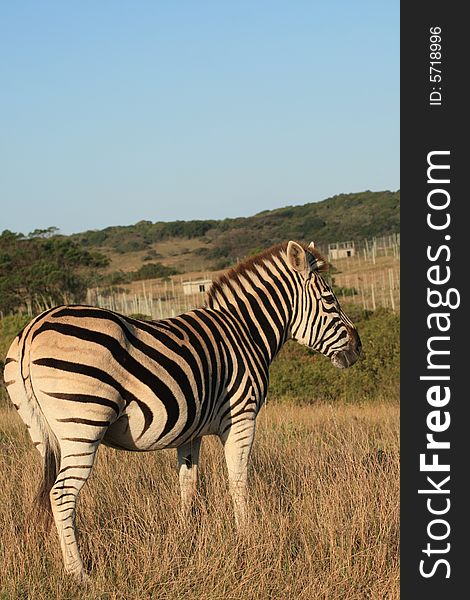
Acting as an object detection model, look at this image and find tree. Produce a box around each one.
[0,230,109,314]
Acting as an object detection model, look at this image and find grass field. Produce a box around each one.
[0,401,399,600]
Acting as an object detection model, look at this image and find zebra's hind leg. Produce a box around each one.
[221,418,256,529]
[49,439,100,580]
[177,437,202,519]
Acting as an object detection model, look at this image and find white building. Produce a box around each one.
[328,241,355,260]
[182,279,213,295]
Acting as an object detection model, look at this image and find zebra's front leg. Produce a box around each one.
[221,417,256,529]
[177,438,201,520]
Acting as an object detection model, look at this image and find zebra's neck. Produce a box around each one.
[206,252,294,365]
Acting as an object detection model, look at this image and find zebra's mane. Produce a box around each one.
[206,241,328,305]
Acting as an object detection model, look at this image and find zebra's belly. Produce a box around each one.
[102,415,149,451]
[102,397,202,452]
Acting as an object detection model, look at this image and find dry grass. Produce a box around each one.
[0,402,399,599]
[101,239,210,275]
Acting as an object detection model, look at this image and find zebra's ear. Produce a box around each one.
[286,241,307,273]
[307,242,328,273]
[287,241,328,274]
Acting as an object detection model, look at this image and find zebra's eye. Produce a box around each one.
[322,293,335,303]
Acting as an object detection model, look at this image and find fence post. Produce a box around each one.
[389,269,396,312]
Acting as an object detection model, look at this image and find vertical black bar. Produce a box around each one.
[401,2,467,597]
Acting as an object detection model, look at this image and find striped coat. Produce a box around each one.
[4,241,361,579]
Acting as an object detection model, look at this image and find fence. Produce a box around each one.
[87,234,400,318]
[322,233,400,264]
[331,266,400,312]
[327,235,400,311]
[86,279,207,320]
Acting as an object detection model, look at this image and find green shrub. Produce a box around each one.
[0,313,32,405]
[101,262,179,286]
[132,262,178,281]
[0,314,31,361]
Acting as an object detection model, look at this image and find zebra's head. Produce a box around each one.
[286,241,362,369]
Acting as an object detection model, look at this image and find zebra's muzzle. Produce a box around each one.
[330,349,360,369]
[330,332,362,369]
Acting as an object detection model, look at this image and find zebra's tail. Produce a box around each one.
[34,435,60,531]
[4,332,61,531]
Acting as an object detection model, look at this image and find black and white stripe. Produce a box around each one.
[4,240,361,579]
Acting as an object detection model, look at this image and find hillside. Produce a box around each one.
[1,190,399,314]
[72,190,400,272]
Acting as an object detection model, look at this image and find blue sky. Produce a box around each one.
[0,1,399,235]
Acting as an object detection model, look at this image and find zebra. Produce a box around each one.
[3,240,362,579]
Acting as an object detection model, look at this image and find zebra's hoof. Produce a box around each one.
[68,567,91,584]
